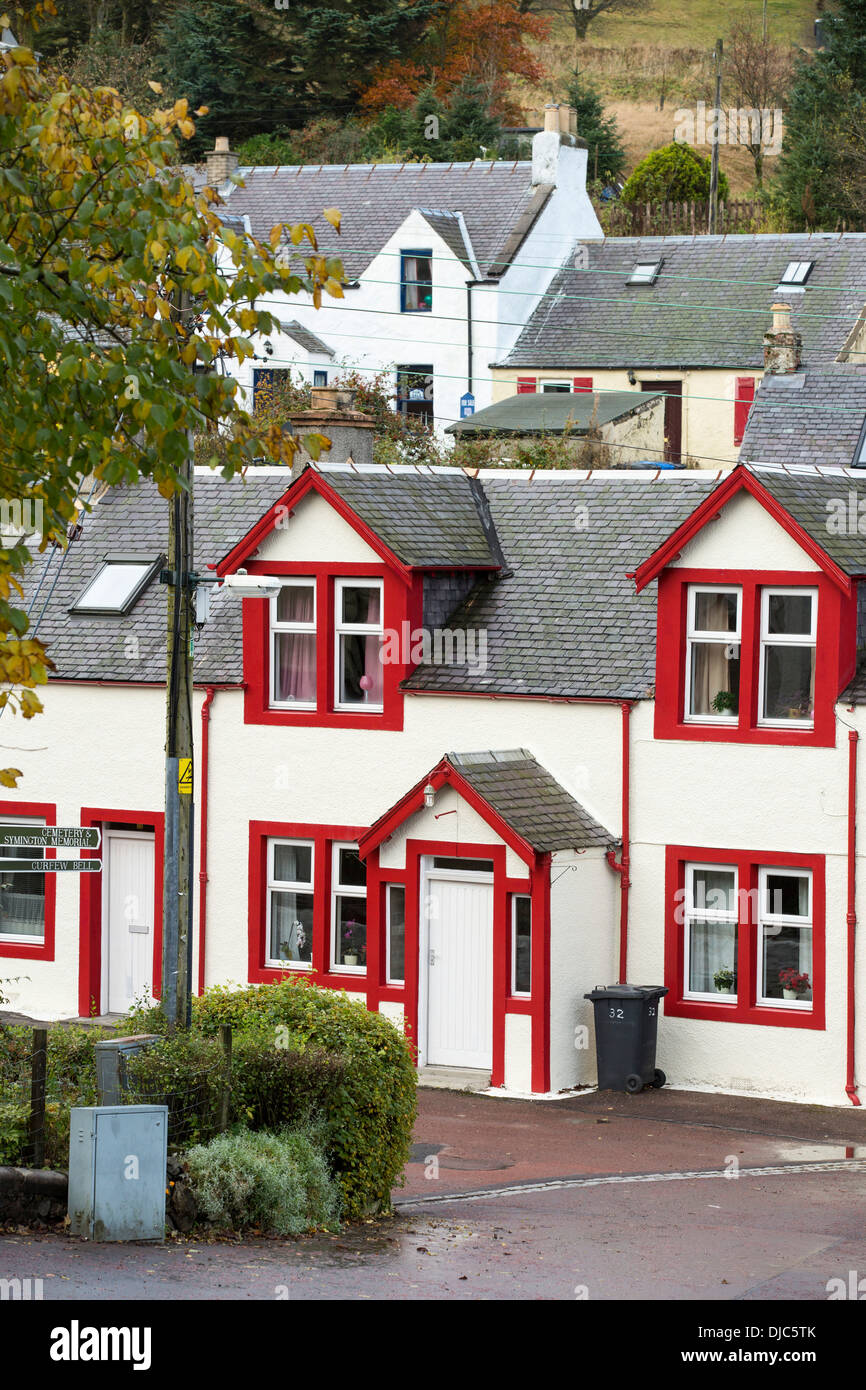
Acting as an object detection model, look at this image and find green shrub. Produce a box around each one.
[0,1099,29,1165]
[230,1026,348,1130]
[621,141,730,205]
[184,1126,340,1235]
[123,1033,224,1148]
[193,979,416,1219]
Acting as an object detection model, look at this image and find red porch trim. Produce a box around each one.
[78,807,165,1017]
[0,800,57,962]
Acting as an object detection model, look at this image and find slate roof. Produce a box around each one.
[276,320,335,357]
[221,162,546,280]
[447,750,614,851]
[446,389,663,436]
[417,209,476,273]
[740,367,866,469]
[23,460,866,702]
[500,234,866,370]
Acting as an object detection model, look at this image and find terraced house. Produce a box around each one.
[3,447,866,1107]
[493,233,866,469]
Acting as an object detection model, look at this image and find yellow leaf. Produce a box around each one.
[324,277,344,299]
[0,769,21,788]
[149,239,165,262]
[322,207,342,233]
[147,80,164,94]
[269,224,282,250]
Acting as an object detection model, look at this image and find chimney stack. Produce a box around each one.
[206,136,239,187]
[533,105,578,186]
[285,387,376,467]
[763,302,802,375]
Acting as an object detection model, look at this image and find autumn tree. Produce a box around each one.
[0,33,342,783]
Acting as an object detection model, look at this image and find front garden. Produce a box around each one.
[0,977,417,1235]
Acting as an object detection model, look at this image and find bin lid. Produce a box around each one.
[584,984,669,1000]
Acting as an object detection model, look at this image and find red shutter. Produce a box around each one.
[516,376,537,394]
[573,377,593,392]
[734,376,755,446]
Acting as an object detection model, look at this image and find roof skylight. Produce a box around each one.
[779,260,813,287]
[628,260,663,286]
[70,555,161,615]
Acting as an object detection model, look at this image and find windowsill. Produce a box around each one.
[666,997,821,1029]
[658,718,830,747]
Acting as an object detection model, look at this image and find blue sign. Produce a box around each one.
[460,392,475,418]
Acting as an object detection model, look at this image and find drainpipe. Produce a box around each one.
[605,701,631,983]
[197,686,216,996]
[847,730,861,1105]
[466,284,473,396]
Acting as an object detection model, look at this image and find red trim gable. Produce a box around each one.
[632,466,851,597]
[216,468,413,585]
[358,758,536,866]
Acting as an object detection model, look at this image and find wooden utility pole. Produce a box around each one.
[162,287,195,1033]
[708,39,723,236]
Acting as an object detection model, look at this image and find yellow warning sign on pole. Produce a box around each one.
[178,758,193,794]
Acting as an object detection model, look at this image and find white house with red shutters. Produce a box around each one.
[3,443,866,1107]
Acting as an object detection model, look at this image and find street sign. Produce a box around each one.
[0,824,101,850]
[0,858,102,874]
[460,392,475,418]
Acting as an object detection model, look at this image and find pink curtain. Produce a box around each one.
[276,632,316,703]
[363,634,384,704]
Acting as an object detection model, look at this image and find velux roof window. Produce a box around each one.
[628,260,663,286]
[70,554,162,615]
[779,260,813,288]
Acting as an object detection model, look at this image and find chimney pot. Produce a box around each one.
[763,301,802,375]
[206,136,239,187]
[543,104,560,133]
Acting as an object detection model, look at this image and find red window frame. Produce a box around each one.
[664,845,825,1030]
[573,377,593,393]
[241,562,421,731]
[0,800,57,961]
[516,377,537,394]
[734,376,755,446]
[248,820,369,988]
[654,568,855,747]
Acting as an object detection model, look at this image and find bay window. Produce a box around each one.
[266,838,314,967]
[270,579,316,708]
[332,843,367,971]
[335,579,383,711]
[758,588,816,726]
[685,586,741,720]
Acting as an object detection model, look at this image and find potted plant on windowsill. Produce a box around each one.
[713,968,735,995]
[711,690,737,717]
[779,968,811,1001]
[343,920,364,968]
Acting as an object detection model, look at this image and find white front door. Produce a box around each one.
[426,875,494,1069]
[103,830,155,1014]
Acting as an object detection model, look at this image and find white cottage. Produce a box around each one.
[2,457,865,1108]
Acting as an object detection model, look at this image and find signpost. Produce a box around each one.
[0,824,102,872]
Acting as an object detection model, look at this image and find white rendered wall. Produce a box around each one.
[670,489,821,571]
[549,849,618,1092]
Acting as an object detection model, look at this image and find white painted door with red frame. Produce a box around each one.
[423,871,494,1070]
[101,829,155,1014]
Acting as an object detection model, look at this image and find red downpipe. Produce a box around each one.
[605,701,631,984]
[847,730,860,1105]
[197,686,216,996]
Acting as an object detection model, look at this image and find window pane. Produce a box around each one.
[387,885,405,983]
[269,890,313,964]
[762,924,812,1001]
[513,896,531,994]
[767,593,812,635]
[341,586,380,626]
[76,563,151,611]
[273,842,312,885]
[0,843,45,938]
[336,895,367,966]
[403,256,432,311]
[689,642,740,716]
[694,591,738,632]
[691,868,736,914]
[764,873,808,918]
[762,645,815,720]
[337,846,366,888]
[276,584,315,624]
[432,857,494,873]
[339,634,383,706]
[274,632,316,704]
[688,918,737,993]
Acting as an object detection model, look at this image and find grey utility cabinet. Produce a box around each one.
[68,1105,168,1241]
[93,1034,160,1105]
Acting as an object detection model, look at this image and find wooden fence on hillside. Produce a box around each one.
[600,200,765,236]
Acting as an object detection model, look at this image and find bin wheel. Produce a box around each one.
[625,1073,644,1094]
[652,1069,666,1089]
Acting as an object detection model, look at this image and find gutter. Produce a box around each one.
[847,730,861,1105]
[605,701,632,983]
[197,685,217,996]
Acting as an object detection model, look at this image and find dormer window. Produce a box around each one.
[70,555,161,615]
[628,260,662,286]
[778,260,813,288]
[400,250,433,312]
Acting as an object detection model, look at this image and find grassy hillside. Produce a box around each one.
[518,0,818,196]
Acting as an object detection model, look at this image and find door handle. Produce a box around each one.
[428,948,437,966]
